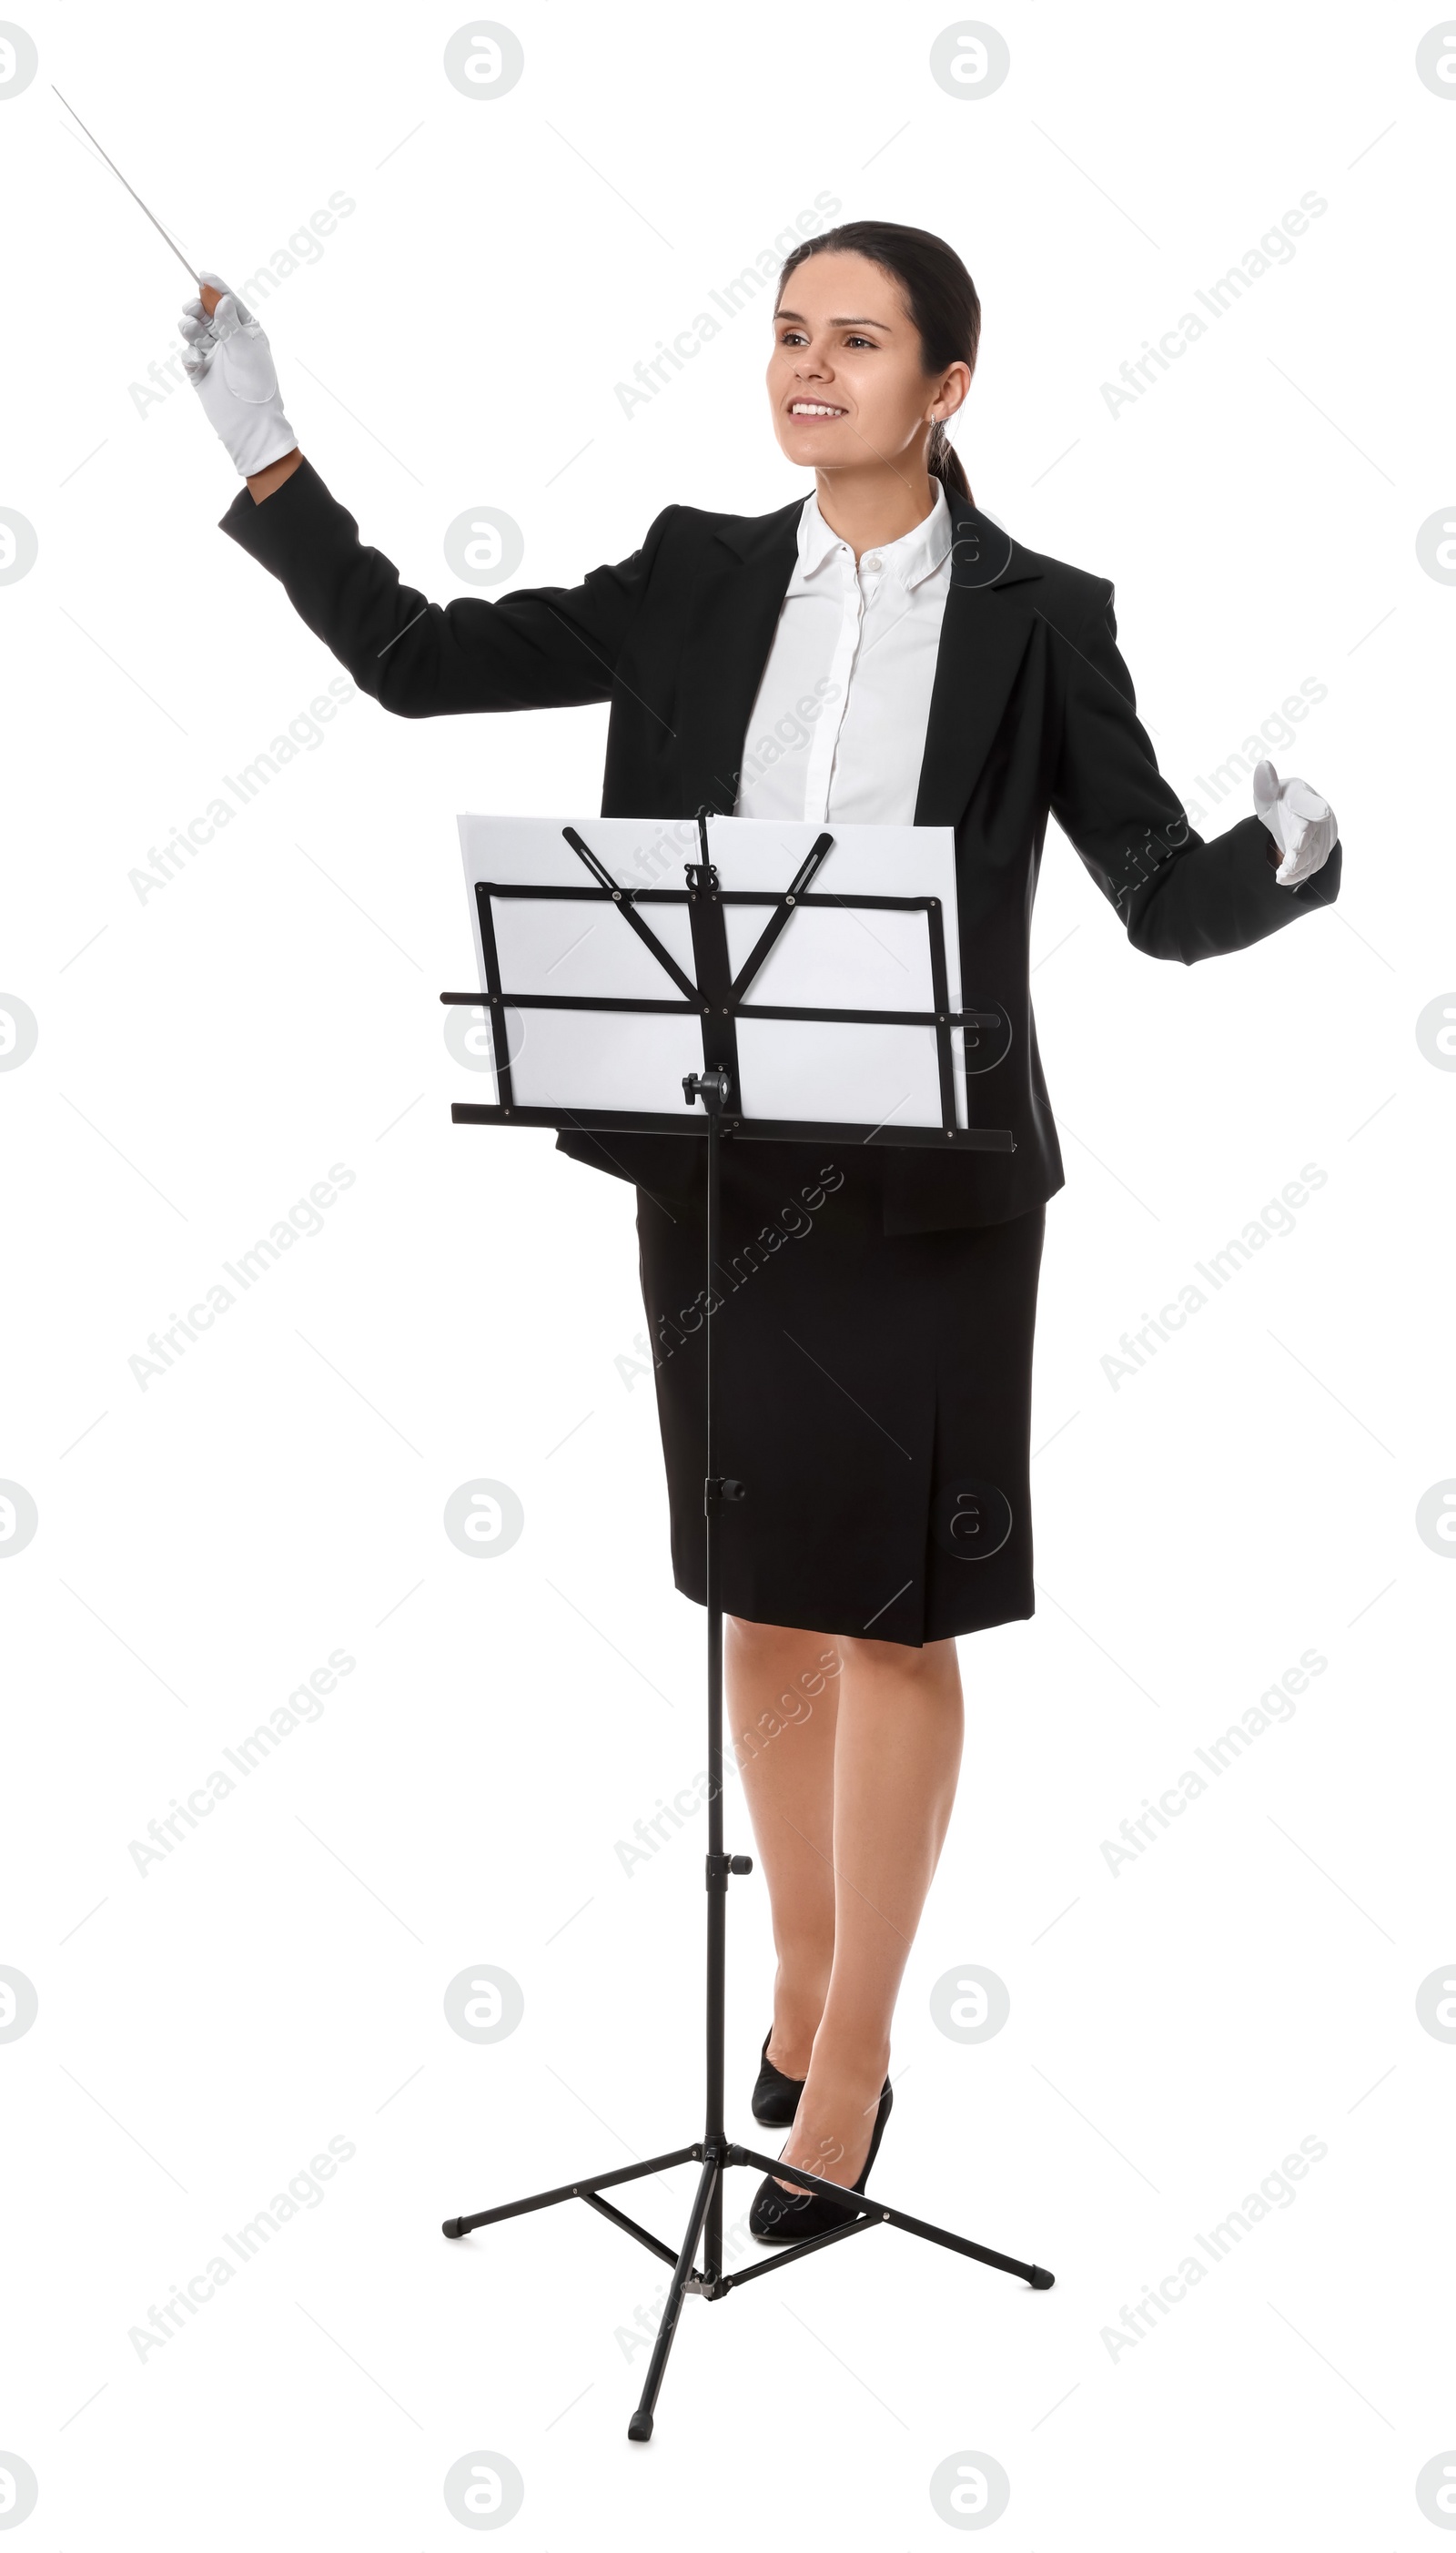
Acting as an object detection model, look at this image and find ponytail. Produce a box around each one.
[928,420,972,504]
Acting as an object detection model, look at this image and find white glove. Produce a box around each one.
[1252,759,1338,887]
[177,271,298,478]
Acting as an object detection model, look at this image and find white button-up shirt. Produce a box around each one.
[733,479,953,827]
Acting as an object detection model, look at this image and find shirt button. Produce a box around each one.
[863,552,881,570]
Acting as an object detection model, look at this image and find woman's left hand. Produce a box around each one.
[1252,759,1339,886]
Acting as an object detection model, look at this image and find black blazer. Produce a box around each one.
[220,463,1341,1232]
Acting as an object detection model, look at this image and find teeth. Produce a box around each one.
[791,402,845,417]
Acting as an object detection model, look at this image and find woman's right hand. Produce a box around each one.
[177,272,300,490]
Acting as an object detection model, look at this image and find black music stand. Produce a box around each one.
[439,811,1053,2441]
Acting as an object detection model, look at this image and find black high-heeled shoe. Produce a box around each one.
[749,2078,894,2243]
[752,2030,806,2126]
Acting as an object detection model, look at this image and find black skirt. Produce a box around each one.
[633,1141,1046,1647]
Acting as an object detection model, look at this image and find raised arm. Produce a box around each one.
[178,271,674,721]
[218,454,675,719]
[1049,580,1342,963]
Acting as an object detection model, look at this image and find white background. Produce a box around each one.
[2,2,1452,2543]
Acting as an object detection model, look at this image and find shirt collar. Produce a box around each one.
[794,476,953,591]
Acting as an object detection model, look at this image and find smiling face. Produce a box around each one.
[766,248,969,481]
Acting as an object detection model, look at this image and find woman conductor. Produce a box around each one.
[178,219,1341,2241]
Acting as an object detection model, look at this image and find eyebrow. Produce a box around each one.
[774,308,895,329]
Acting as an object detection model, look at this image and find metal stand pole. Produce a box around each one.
[703,1091,726,2293]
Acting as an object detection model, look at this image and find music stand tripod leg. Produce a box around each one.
[625,2152,721,2443]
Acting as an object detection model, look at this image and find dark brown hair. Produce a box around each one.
[775,220,980,503]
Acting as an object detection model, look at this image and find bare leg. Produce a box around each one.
[725,1616,842,2077]
[774,1632,964,2190]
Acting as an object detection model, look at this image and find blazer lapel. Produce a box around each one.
[674,501,804,816]
[913,505,1043,829]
